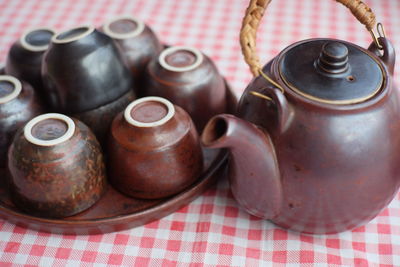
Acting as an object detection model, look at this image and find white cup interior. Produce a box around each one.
[103,15,145,39]
[159,46,204,72]
[24,113,76,146]
[52,26,94,44]
[20,27,56,52]
[0,75,22,104]
[124,96,175,127]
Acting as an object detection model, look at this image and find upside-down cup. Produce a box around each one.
[108,96,203,199]
[142,46,227,131]
[8,113,107,218]
[101,15,163,90]
[42,25,133,114]
[0,75,44,170]
[6,27,56,98]
[42,25,136,145]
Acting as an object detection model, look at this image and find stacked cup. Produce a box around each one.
[41,25,135,145]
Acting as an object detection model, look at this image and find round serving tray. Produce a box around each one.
[0,148,228,234]
[0,80,237,234]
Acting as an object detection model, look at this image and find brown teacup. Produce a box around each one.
[8,113,107,218]
[108,96,203,199]
[142,46,227,131]
[5,27,56,99]
[101,15,163,91]
[0,75,44,169]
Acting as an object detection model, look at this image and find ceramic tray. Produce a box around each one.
[0,148,228,234]
[0,82,237,234]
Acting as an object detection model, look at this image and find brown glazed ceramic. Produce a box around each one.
[142,46,227,131]
[109,96,203,199]
[101,15,163,90]
[202,0,399,234]
[203,39,399,234]
[8,113,106,218]
[73,89,136,147]
[42,25,133,114]
[5,27,56,99]
[0,75,44,169]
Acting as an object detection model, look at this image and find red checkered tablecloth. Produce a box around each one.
[1,0,400,266]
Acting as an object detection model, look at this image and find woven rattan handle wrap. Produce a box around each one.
[240,0,377,76]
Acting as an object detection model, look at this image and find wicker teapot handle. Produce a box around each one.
[240,0,383,77]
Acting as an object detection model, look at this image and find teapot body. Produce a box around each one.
[237,39,400,234]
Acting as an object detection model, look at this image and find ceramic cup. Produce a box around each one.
[101,15,163,90]
[142,46,227,131]
[0,75,44,169]
[6,27,56,99]
[42,25,133,114]
[41,25,136,145]
[108,96,203,199]
[8,113,107,218]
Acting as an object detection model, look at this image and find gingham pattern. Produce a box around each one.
[0,0,399,266]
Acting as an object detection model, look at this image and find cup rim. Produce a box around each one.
[124,96,175,128]
[52,25,94,44]
[20,27,56,52]
[158,46,204,72]
[103,15,145,40]
[24,113,76,147]
[0,75,22,104]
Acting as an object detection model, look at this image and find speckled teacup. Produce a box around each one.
[8,113,107,218]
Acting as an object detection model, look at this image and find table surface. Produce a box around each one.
[0,0,400,266]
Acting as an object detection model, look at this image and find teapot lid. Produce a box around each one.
[278,39,384,104]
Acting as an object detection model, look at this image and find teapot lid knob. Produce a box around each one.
[316,42,349,75]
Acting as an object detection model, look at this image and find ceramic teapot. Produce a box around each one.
[201,0,399,234]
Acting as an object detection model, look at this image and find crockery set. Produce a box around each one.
[0,15,233,233]
[0,0,399,235]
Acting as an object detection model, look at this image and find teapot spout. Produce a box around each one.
[202,114,282,219]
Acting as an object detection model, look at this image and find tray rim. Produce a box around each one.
[0,148,228,233]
